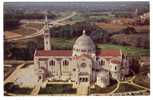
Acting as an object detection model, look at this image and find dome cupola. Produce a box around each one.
[72,30,96,57]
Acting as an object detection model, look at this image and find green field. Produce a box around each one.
[115,83,144,93]
[50,37,149,56]
[39,84,76,94]
[89,15,113,20]
[24,23,44,30]
[97,44,149,56]
[11,27,36,36]
[4,82,33,95]
[51,37,76,49]
[51,37,149,56]
[133,73,150,88]
[68,13,85,21]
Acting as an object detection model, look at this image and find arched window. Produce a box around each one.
[115,66,117,70]
[63,60,69,66]
[81,63,86,68]
[50,60,55,66]
[73,68,76,71]
[99,60,105,66]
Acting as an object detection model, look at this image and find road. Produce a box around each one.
[20,12,76,24]
[6,12,77,42]
[4,63,25,84]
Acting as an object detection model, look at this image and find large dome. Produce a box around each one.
[72,30,96,57]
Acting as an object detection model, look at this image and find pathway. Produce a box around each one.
[4,63,25,84]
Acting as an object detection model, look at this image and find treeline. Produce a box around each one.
[50,21,110,43]
[4,37,44,60]
[4,13,56,20]
[49,21,149,49]
[4,10,56,30]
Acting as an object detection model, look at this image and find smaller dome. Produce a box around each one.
[72,30,96,57]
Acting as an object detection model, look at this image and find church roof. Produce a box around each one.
[34,50,72,57]
[96,49,121,57]
[34,49,121,57]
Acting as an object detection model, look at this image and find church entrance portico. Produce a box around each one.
[77,74,90,95]
[78,72,90,85]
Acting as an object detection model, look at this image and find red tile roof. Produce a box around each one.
[96,49,121,57]
[34,50,72,57]
[34,49,121,57]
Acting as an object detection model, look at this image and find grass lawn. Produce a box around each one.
[96,23,127,32]
[24,23,44,30]
[90,80,117,94]
[51,37,76,50]
[68,13,85,21]
[51,37,149,56]
[90,84,117,94]
[89,15,112,20]
[115,83,144,93]
[11,27,36,36]
[39,84,76,94]
[133,73,150,88]
[4,82,33,95]
[97,43,149,56]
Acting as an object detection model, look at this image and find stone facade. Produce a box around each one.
[34,16,130,89]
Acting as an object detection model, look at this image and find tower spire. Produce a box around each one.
[44,11,49,30]
[43,10,51,50]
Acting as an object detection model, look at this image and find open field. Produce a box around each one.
[90,84,117,94]
[24,23,44,30]
[52,38,149,56]
[39,84,76,95]
[96,22,149,33]
[89,15,113,20]
[115,83,144,93]
[8,27,37,36]
[51,37,76,49]
[133,73,150,88]
[4,31,22,39]
[134,25,149,33]
[96,23,127,32]
[4,65,17,80]
[97,43,149,56]
[68,13,85,21]
[4,82,33,95]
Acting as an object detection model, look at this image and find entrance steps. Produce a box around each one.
[77,84,89,95]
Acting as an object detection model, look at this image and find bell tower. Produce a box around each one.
[43,12,51,50]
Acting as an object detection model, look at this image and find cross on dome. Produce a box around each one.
[82,30,86,35]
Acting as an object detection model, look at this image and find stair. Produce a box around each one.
[77,83,89,95]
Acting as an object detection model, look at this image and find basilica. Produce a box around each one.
[34,15,130,89]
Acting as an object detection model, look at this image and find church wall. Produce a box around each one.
[70,60,79,82]
[38,60,48,80]
[60,58,71,80]
[77,57,92,84]
[96,72,110,88]
[109,63,121,80]
[97,57,109,70]
[47,58,61,80]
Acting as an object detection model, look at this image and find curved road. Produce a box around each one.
[7,12,77,42]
